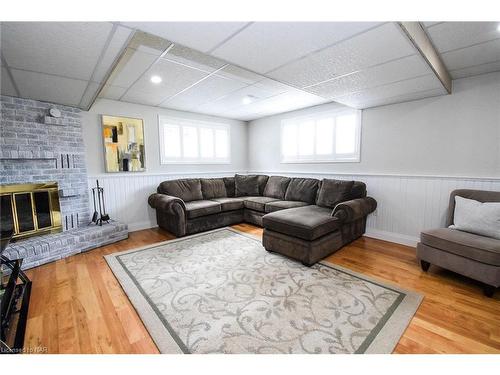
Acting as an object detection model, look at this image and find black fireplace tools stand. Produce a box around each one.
[89,180,110,226]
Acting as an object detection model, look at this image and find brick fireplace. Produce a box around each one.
[0,95,90,229]
[0,95,128,269]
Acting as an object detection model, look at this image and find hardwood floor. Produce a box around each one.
[23,224,500,354]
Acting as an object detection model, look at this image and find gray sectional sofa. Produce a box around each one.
[148,174,377,265]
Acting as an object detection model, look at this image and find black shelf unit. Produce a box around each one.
[1,233,31,354]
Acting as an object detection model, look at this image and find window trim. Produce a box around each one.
[158,115,231,165]
[280,109,362,164]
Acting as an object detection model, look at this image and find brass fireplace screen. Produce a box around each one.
[0,182,62,240]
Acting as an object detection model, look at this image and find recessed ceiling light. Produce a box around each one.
[497,24,500,32]
[151,75,162,84]
[242,95,256,105]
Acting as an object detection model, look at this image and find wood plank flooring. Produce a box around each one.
[23,224,500,354]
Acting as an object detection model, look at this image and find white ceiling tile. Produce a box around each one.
[268,23,417,88]
[163,44,226,73]
[305,54,430,98]
[333,74,444,108]
[161,75,247,110]
[1,22,113,81]
[252,78,293,95]
[198,84,281,112]
[122,59,208,105]
[425,22,500,52]
[11,69,87,106]
[122,22,249,53]
[93,25,133,83]
[211,22,381,74]
[215,65,264,85]
[231,89,329,120]
[440,38,500,71]
[449,60,500,79]
[106,48,158,88]
[1,68,18,96]
[98,84,128,100]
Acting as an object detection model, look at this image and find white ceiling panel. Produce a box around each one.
[1,22,113,81]
[252,78,292,96]
[122,59,208,105]
[215,89,330,121]
[216,65,264,85]
[106,48,158,88]
[99,84,128,100]
[122,22,249,53]
[305,54,430,98]
[197,84,282,113]
[11,69,88,106]
[440,38,500,71]
[211,22,381,74]
[1,68,18,96]
[92,25,133,83]
[163,44,226,73]
[268,23,417,88]
[161,74,247,110]
[449,60,500,79]
[425,22,500,53]
[333,74,444,108]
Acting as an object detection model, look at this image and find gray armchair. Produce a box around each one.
[417,189,500,297]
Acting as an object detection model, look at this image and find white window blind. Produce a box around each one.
[159,116,230,164]
[281,109,361,163]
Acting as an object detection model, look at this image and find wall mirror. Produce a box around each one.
[101,115,146,172]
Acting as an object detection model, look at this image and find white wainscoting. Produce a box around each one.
[87,171,244,232]
[88,170,500,247]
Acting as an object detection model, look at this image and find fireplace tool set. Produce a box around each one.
[89,180,111,226]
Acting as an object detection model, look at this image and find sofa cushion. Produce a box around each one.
[184,200,221,219]
[235,174,260,196]
[263,176,291,199]
[223,177,235,197]
[262,205,340,241]
[201,178,227,200]
[243,196,280,212]
[210,197,244,212]
[284,178,320,204]
[420,228,500,266]
[265,200,310,213]
[253,174,270,195]
[316,179,355,208]
[158,178,203,202]
[350,181,367,200]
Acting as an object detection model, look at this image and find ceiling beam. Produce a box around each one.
[398,22,452,94]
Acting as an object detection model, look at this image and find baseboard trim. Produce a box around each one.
[128,221,157,232]
[364,229,418,247]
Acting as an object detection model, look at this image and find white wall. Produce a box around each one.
[81,98,247,230]
[248,72,500,178]
[82,98,248,175]
[248,73,500,245]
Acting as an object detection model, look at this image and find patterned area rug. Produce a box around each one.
[106,228,422,354]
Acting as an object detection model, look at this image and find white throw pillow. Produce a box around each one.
[449,196,500,240]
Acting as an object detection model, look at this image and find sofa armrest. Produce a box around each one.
[332,197,377,223]
[148,193,186,214]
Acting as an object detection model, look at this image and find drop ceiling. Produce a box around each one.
[1,22,499,121]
